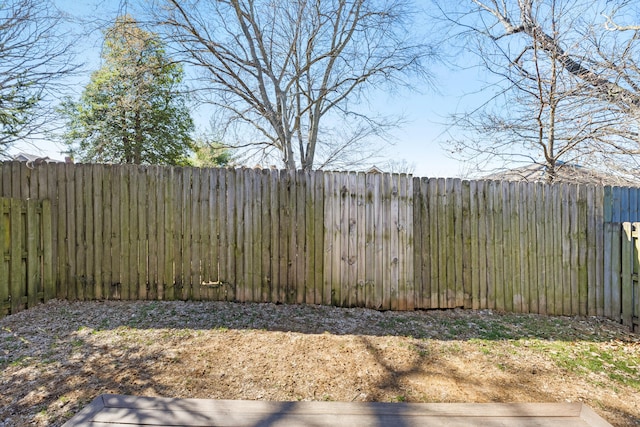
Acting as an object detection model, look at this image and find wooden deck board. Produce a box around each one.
[63,395,612,427]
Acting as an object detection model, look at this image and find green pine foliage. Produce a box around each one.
[62,15,194,165]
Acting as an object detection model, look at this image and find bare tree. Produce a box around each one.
[151,0,432,171]
[0,0,78,152]
[438,0,640,181]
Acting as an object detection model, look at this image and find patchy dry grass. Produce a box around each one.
[1,300,639,426]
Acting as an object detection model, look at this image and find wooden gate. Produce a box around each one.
[620,223,640,332]
[0,198,53,317]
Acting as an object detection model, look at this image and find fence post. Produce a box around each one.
[630,223,640,331]
[621,222,633,328]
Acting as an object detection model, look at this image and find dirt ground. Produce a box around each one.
[1,299,639,426]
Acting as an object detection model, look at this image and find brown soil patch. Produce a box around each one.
[1,300,639,426]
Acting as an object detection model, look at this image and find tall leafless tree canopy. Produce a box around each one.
[438,0,640,181]
[0,0,78,152]
[152,0,433,171]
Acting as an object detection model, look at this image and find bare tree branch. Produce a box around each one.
[149,0,433,170]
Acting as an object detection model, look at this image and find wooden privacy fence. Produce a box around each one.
[0,197,53,316]
[0,161,639,328]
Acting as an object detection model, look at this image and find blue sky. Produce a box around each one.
[9,1,482,178]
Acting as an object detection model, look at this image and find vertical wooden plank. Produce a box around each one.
[29,169,43,303]
[633,222,640,328]
[412,178,424,309]
[422,177,433,309]
[397,174,408,310]
[322,171,334,305]
[180,166,189,299]
[444,179,456,308]
[162,167,175,300]
[313,170,324,305]
[244,169,262,302]
[476,181,488,309]
[483,181,495,310]
[289,171,305,303]
[102,165,114,299]
[260,170,271,303]
[389,174,400,310]
[396,174,407,310]
[139,167,151,299]
[621,222,633,326]
[64,164,76,300]
[276,170,286,303]
[207,169,221,300]
[287,170,298,304]
[26,200,37,309]
[578,185,589,316]
[74,164,87,300]
[218,169,231,301]
[172,167,184,300]
[146,166,159,300]
[546,183,558,315]
[279,170,291,303]
[193,167,205,301]
[430,178,442,308]
[527,182,538,314]
[500,181,511,313]
[44,164,59,298]
[304,170,316,304]
[91,165,103,300]
[594,185,605,317]
[502,181,515,313]
[557,182,568,314]
[269,169,280,303]
[236,168,254,302]
[493,181,505,311]
[267,170,278,302]
[0,163,9,196]
[341,173,353,306]
[437,178,455,308]
[120,166,132,300]
[233,168,245,302]
[295,170,306,304]
[0,199,8,315]
[509,181,524,313]
[199,168,211,299]
[356,172,366,307]
[534,183,546,315]
[611,222,622,322]
[224,168,235,301]
[180,167,193,300]
[12,162,22,198]
[10,199,22,314]
[452,179,463,308]
[372,173,384,309]
[461,180,472,308]
[603,222,615,320]
[381,173,392,309]
[83,165,95,301]
[199,167,213,301]
[469,181,480,310]
[569,184,579,315]
[520,183,544,313]
[405,175,414,310]
[172,167,183,299]
[129,166,141,301]
[42,200,53,303]
[330,171,341,306]
[339,172,351,307]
